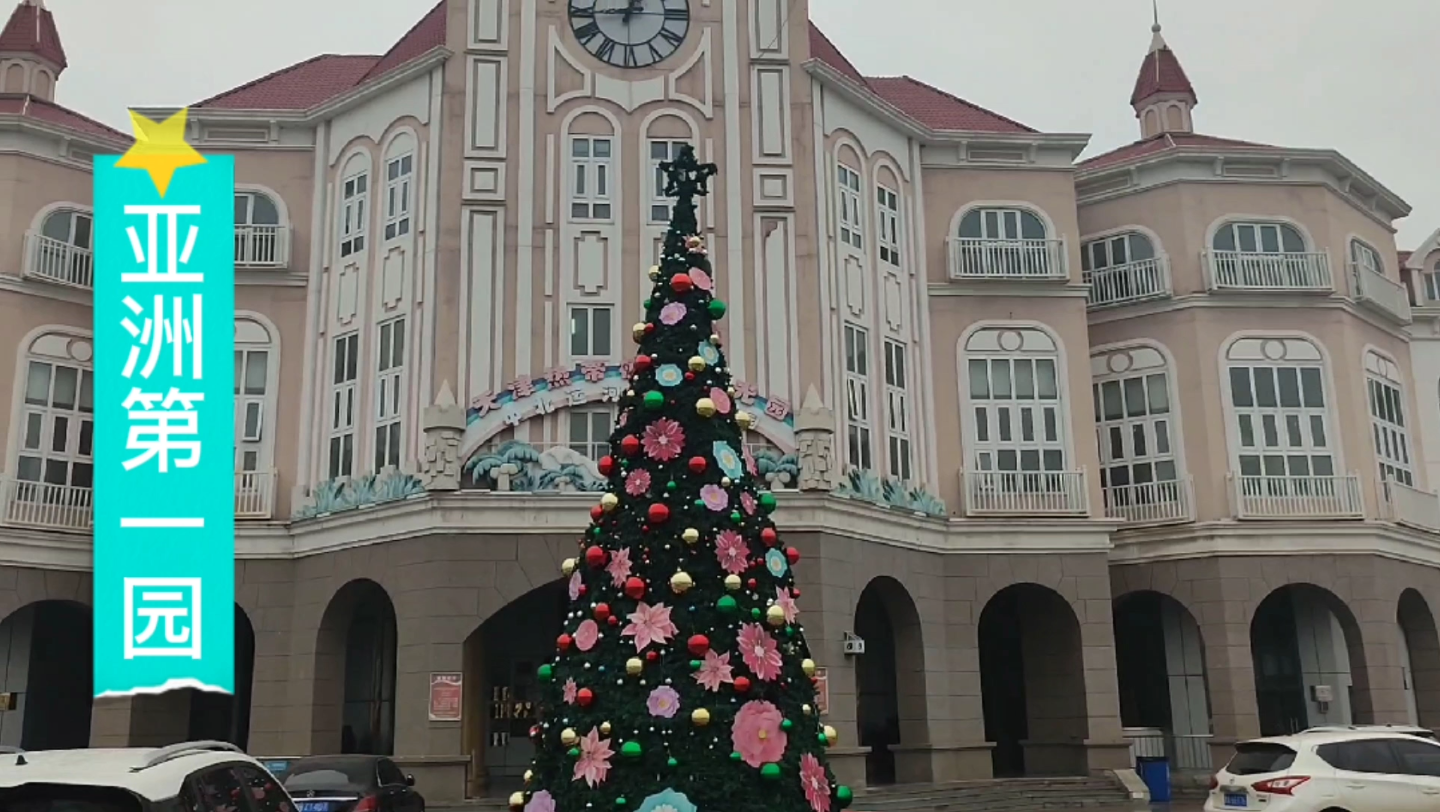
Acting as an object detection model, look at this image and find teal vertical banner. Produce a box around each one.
[92,155,236,697]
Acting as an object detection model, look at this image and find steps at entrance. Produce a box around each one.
[852,777,1136,811]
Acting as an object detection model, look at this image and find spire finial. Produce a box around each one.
[1148,0,1167,52]
[1151,0,1159,31]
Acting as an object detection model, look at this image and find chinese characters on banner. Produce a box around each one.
[93,153,236,697]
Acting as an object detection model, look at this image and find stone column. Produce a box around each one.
[795,385,837,492]
[419,380,465,491]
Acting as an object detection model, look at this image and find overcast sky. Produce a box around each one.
[50,0,1440,248]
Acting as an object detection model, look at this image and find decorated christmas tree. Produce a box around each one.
[514,146,852,812]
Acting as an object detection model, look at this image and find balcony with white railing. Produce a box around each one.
[2,479,93,530]
[236,470,278,519]
[1380,478,1440,532]
[960,469,1089,517]
[1229,473,1364,519]
[235,225,291,268]
[1204,250,1332,292]
[1351,263,1412,324]
[23,232,94,289]
[1123,728,1213,773]
[1086,256,1171,308]
[948,238,1068,282]
[1103,477,1193,526]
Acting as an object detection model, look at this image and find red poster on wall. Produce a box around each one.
[429,672,463,722]
[813,668,829,716]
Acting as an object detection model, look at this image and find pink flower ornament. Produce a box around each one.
[731,700,788,768]
[575,619,600,652]
[647,685,681,718]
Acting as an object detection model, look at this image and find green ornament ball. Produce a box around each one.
[567,747,580,758]
[644,391,665,410]
[717,595,738,614]
[760,763,781,780]
[695,499,706,508]
[781,719,793,730]
[759,492,778,512]
[667,757,678,768]
[818,732,829,745]
[751,608,762,620]
[615,799,627,808]
[709,299,728,318]
[666,480,677,491]
[837,786,853,806]
[689,659,703,671]
[537,664,553,682]
[730,510,742,522]
[729,751,742,762]
[621,741,642,758]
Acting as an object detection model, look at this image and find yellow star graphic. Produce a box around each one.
[114,108,207,197]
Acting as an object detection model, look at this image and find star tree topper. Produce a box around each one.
[660,144,718,201]
[114,108,207,197]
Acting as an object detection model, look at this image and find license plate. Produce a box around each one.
[298,803,331,812]
[1223,793,1247,807]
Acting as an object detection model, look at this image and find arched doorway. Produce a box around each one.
[979,583,1087,778]
[1397,589,1440,728]
[462,581,568,798]
[312,579,398,754]
[1250,583,1368,736]
[0,600,92,749]
[1113,591,1212,773]
[187,604,257,747]
[853,576,928,786]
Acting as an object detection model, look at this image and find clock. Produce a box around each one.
[568,0,690,69]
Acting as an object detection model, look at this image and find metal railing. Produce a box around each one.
[236,470,277,519]
[235,225,290,268]
[1229,473,1364,519]
[960,469,1088,516]
[1086,256,1171,307]
[1205,250,1332,292]
[1380,478,1440,532]
[2,479,93,530]
[1124,729,1212,772]
[947,237,1068,281]
[1103,477,1193,525]
[24,232,94,289]
[1351,263,1412,324]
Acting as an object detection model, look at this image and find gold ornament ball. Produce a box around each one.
[691,708,711,726]
[736,411,755,430]
[600,721,612,735]
[721,476,732,486]
[726,385,736,396]
[696,398,716,417]
[600,493,619,512]
[561,558,577,576]
[823,725,839,745]
[688,355,707,372]
[711,335,723,346]
[766,604,786,626]
[801,658,817,677]
[682,527,700,545]
[523,769,534,784]
[632,323,647,342]
[724,574,742,591]
[626,657,643,676]
[561,727,579,746]
[648,265,661,280]
[670,571,695,594]
[802,704,813,716]
[509,792,525,810]
[626,389,635,397]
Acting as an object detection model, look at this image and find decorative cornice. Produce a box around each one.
[1110,519,1440,568]
[1083,290,1413,341]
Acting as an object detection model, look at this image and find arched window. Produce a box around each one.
[1364,351,1412,487]
[31,208,93,288]
[835,160,863,250]
[1211,221,1305,254]
[568,114,615,222]
[1224,337,1334,481]
[1350,238,1384,277]
[1092,345,1186,521]
[1081,231,1162,305]
[382,133,414,242]
[338,153,370,258]
[234,317,276,475]
[1209,220,1324,290]
[953,206,1055,279]
[11,331,93,529]
[644,114,696,224]
[1423,261,1440,304]
[234,191,282,266]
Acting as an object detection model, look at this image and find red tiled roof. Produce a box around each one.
[1131,40,1194,105]
[1080,132,1276,170]
[0,0,65,69]
[196,1,445,111]
[807,22,866,85]
[0,93,125,141]
[866,76,1035,134]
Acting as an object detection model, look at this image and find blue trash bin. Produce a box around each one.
[1135,755,1172,803]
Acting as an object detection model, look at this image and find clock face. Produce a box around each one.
[568,0,690,69]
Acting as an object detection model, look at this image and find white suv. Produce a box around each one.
[1206,729,1440,811]
[0,740,297,812]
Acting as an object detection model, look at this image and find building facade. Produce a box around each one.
[0,0,1439,802]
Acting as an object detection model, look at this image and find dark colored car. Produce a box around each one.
[281,756,423,812]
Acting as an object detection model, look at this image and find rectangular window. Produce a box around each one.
[1093,370,1178,501]
[234,348,269,472]
[1368,376,1412,487]
[843,324,872,470]
[967,354,1064,474]
[383,154,413,241]
[374,318,406,471]
[328,333,359,479]
[16,358,94,493]
[1424,271,1440,303]
[1227,363,1333,480]
[648,140,687,223]
[836,164,863,249]
[570,137,613,221]
[569,305,614,358]
[883,339,911,481]
[568,406,616,461]
[876,186,901,266]
[339,172,368,257]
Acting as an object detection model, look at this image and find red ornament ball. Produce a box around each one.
[734,676,751,693]
[594,603,611,621]
[577,688,594,707]
[590,505,604,521]
[670,273,693,293]
[688,456,708,474]
[557,633,573,651]
[792,588,801,598]
[747,578,758,589]
[634,355,653,372]
[684,372,695,381]
[760,528,778,546]
[648,503,671,524]
[645,323,656,333]
[585,545,607,568]
[646,650,659,662]
[607,615,619,626]
[578,584,588,597]
[624,576,647,600]
[687,634,710,655]
[530,725,542,740]
[598,455,616,476]
[621,435,641,456]
[786,547,801,564]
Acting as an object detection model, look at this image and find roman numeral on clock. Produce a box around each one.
[664,6,686,19]
[574,20,600,44]
[658,25,684,47]
[568,2,594,17]
[595,38,617,62]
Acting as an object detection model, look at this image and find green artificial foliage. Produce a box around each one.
[518,145,849,812]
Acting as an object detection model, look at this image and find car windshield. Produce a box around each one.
[1227,743,1297,775]
[283,760,376,792]
[0,784,145,812]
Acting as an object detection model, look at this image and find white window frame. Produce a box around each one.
[1350,239,1383,276]
[14,351,93,493]
[1424,265,1440,303]
[234,337,272,474]
[964,327,1066,475]
[843,323,873,471]
[876,185,901,267]
[882,339,911,481]
[647,139,687,223]
[1081,232,1155,273]
[328,332,360,479]
[383,154,413,242]
[957,207,1048,242]
[570,136,613,221]
[1365,351,1413,488]
[569,305,614,359]
[235,192,280,229]
[836,164,863,249]
[339,171,369,257]
[374,317,407,472]
[1092,348,1179,503]
[568,405,616,461]
[1223,338,1335,481]
[1211,221,1305,255]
